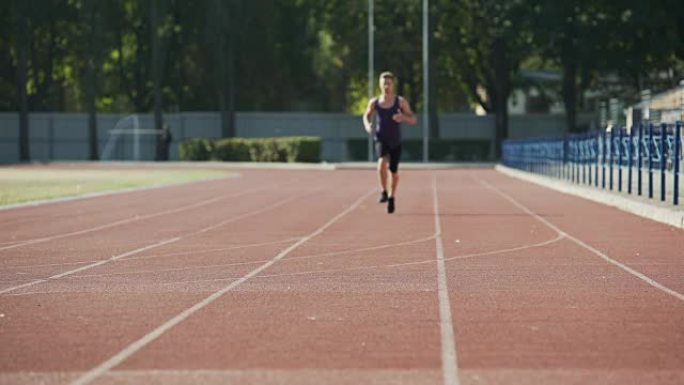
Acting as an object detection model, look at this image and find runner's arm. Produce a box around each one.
[363,98,377,135]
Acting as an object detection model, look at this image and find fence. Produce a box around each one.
[502,122,683,206]
[0,112,598,163]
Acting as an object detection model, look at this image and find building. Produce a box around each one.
[626,82,684,127]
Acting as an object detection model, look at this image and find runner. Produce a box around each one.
[362,71,417,214]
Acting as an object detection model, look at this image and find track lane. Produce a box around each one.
[96,171,445,385]
[436,169,684,385]
[0,171,372,384]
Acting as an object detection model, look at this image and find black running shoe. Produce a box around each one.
[387,197,395,214]
[379,191,388,203]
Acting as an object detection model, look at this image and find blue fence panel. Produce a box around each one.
[501,121,682,206]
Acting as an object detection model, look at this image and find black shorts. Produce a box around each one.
[375,142,402,173]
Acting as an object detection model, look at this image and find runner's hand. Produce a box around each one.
[392,113,404,123]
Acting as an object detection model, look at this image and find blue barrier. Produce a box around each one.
[502,121,683,206]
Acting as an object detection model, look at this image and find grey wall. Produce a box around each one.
[0,112,597,163]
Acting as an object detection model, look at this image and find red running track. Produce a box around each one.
[0,168,682,385]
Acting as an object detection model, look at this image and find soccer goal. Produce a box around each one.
[101,115,162,161]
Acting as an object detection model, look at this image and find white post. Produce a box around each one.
[422,0,429,162]
[641,89,651,122]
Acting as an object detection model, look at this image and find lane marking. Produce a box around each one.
[0,185,270,252]
[119,237,303,262]
[67,235,437,279]
[6,204,566,297]
[480,179,684,302]
[69,188,374,385]
[249,234,566,280]
[0,187,323,296]
[0,239,179,295]
[433,175,461,385]
[4,260,97,270]
[3,238,303,270]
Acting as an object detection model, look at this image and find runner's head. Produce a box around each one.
[378,71,395,94]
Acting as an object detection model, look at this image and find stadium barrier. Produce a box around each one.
[502,122,682,206]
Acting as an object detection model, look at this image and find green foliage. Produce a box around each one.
[246,138,283,162]
[1,0,683,116]
[180,136,321,163]
[347,139,491,162]
[212,138,250,161]
[278,136,322,162]
[178,138,213,161]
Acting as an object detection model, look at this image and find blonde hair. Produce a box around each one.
[379,71,395,81]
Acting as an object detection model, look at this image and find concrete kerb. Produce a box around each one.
[495,164,684,229]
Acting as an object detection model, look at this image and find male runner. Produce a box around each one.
[362,71,417,214]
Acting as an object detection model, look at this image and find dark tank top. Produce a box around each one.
[374,96,402,147]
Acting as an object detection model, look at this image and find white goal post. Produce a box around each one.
[101,115,164,161]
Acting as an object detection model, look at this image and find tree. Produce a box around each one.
[438,0,532,157]
[13,0,30,161]
[149,0,168,160]
[207,0,240,137]
[82,0,107,160]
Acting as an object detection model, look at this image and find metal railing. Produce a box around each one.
[502,122,682,206]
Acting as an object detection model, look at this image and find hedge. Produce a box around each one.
[179,138,213,161]
[347,139,492,161]
[179,136,321,162]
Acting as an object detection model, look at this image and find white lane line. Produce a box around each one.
[0,187,322,296]
[118,237,303,262]
[251,234,567,280]
[69,188,374,385]
[3,235,563,293]
[3,238,303,270]
[480,179,684,302]
[4,260,97,270]
[0,238,179,295]
[67,234,437,279]
[443,234,563,263]
[433,175,460,385]
[5,234,565,297]
[0,185,269,252]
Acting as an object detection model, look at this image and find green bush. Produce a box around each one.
[249,138,286,162]
[179,138,213,161]
[280,136,321,162]
[347,138,492,161]
[179,136,321,162]
[212,138,251,161]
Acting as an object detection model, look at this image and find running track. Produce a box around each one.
[0,168,682,385]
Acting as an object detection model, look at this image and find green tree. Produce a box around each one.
[12,0,31,161]
[80,0,108,160]
[438,0,532,157]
